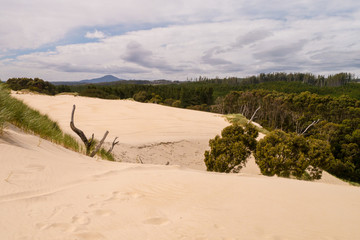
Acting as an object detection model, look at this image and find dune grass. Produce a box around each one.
[225,113,269,135]
[0,84,114,160]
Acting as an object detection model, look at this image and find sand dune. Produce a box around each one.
[1,92,359,239]
[1,126,360,239]
[12,93,229,170]
[12,93,349,186]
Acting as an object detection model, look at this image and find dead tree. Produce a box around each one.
[107,137,119,154]
[70,104,110,157]
[300,119,320,135]
[247,106,261,124]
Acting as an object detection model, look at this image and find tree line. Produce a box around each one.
[5,74,360,182]
[7,78,56,95]
[211,90,360,182]
[197,72,355,87]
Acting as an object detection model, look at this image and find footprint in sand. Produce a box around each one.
[143,217,170,225]
[92,209,114,217]
[87,194,107,200]
[106,191,144,202]
[122,191,144,200]
[73,232,106,240]
[41,222,73,232]
[72,215,91,225]
[25,164,45,172]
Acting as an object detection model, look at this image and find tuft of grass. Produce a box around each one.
[98,148,115,161]
[0,84,80,151]
[225,114,269,135]
[1,84,117,161]
[341,179,360,187]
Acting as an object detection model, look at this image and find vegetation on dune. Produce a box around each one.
[4,72,360,181]
[0,84,78,150]
[214,89,360,182]
[0,84,114,161]
[225,113,269,135]
[255,130,333,180]
[6,77,56,95]
[204,124,258,173]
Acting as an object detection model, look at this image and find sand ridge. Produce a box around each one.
[1,92,359,239]
[1,126,360,239]
[12,93,230,171]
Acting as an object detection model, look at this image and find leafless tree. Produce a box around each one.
[247,106,261,124]
[107,137,119,154]
[300,119,320,135]
[70,104,112,157]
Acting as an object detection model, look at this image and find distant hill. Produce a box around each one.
[52,75,178,85]
[52,75,125,85]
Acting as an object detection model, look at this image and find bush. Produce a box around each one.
[133,91,150,102]
[255,130,334,180]
[204,124,258,173]
[172,100,182,108]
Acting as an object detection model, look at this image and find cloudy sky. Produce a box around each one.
[1,0,360,81]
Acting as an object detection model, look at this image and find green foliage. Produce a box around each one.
[216,90,360,132]
[225,114,269,135]
[204,124,258,173]
[6,78,56,95]
[309,119,360,182]
[148,93,163,104]
[255,130,334,180]
[98,148,115,161]
[0,84,78,151]
[57,83,214,109]
[133,91,150,102]
[79,86,118,99]
[0,84,116,161]
[172,100,182,108]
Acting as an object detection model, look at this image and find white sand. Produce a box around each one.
[1,92,359,239]
[12,93,229,170]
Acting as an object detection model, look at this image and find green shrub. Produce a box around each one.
[133,91,150,102]
[255,130,334,180]
[172,100,182,108]
[204,124,258,173]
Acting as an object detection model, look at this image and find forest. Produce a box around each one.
[5,72,360,182]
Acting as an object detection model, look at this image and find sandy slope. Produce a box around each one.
[1,126,360,240]
[12,93,349,186]
[12,93,229,170]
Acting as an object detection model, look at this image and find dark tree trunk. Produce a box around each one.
[70,104,112,157]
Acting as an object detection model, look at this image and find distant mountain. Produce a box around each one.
[52,75,125,85]
[52,75,178,85]
[79,75,124,84]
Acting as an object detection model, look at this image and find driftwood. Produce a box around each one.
[300,119,320,135]
[247,106,261,124]
[70,104,110,157]
[107,137,119,154]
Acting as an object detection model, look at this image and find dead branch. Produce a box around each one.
[89,131,109,157]
[247,106,261,124]
[70,105,92,154]
[70,104,110,157]
[107,137,119,154]
[137,156,144,164]
[300,119,320,135]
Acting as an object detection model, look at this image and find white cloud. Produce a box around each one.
[85,30,106,39]
[0,0,360,80]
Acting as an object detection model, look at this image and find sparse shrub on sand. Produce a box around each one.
[255,130,333,180]
[204,124,258,173]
